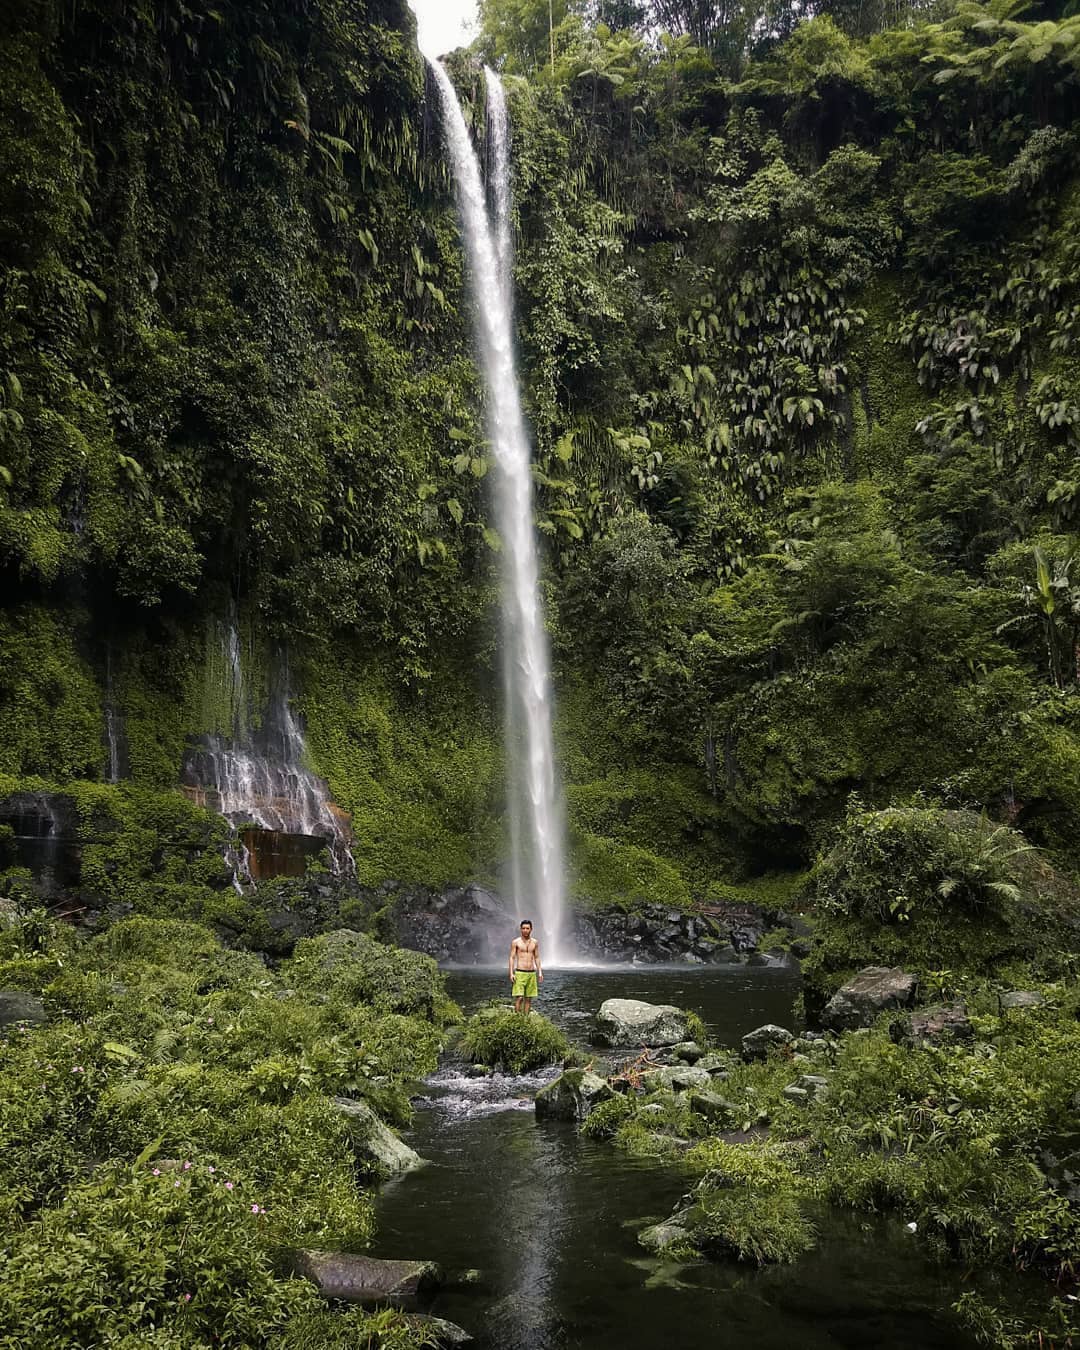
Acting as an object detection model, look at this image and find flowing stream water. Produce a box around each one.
[432,63,566,961]
[374,968,1000,1349]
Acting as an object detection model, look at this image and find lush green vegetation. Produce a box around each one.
[460,1005,570,1071]
[4,0,1080,1341]
[0,908,447,1348]
[4,0,1080,906]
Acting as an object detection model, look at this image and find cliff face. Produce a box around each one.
[2,2,1080,921]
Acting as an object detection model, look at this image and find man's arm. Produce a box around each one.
[509,941,516,981]
[535,941,543,983]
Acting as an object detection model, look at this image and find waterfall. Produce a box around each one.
[431,62,567,963]
[181,622,354,882]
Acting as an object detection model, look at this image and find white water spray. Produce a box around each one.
[432,62,567,962]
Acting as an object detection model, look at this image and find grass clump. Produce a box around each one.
[460,1008,568,1073]
[688,1186,817,1265]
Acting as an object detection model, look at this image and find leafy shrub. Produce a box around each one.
[580,1092,634,1139]
[280,1309,437,1349]
[815,807,1032,925]
[688,1186,816,1265]
[286,930,445,1019]
[460,1008,568,1072]
[0,1163,319,1349]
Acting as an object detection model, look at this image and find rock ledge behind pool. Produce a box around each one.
[591,998,690,1048]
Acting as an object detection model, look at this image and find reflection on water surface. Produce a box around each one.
[373,967,984,1349]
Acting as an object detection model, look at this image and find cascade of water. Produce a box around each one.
[182,623,353,879]
[431,61,567,962]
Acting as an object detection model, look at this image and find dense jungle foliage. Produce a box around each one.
[3,0,1080,915]
[4,2,1080,1344]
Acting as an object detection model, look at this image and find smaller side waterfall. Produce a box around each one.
[181,623,353,883]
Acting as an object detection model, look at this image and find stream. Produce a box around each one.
[372,966,1004,1348]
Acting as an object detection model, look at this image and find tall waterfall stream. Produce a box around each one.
[432,63,567,962]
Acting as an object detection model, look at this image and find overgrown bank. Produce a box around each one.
[0,909,456,1348]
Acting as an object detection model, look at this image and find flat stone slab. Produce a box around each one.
[1000,990,1044,1012]
[592,998,690,1048]
[822,967,918,1031]
[0,991,46,1027]
[288,1250,441,1303]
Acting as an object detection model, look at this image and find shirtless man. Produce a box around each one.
[509,920,543,1014]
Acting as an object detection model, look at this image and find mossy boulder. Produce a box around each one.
[534,1068,614,1121]
[332,1097,422,1175]
[286,929,443,1018]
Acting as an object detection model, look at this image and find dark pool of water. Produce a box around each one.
[373,968,986,1349]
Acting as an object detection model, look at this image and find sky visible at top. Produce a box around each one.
[408,0,479,57]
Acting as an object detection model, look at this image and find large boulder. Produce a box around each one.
[333,1097,422,1175]
[741,1024,794,1059]
[592,998,690,1048]
[822,966,917,1031]
[288,1251,441,1303]
[534,1069,615,1122]
[0,991,47,1027]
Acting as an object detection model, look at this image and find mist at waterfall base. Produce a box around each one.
[432,62,568,964]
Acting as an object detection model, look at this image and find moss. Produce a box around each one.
[0,607,103,779]
[299,653,502,890]
[570,831,692,912]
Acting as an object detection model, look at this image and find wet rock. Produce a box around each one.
[392,883,508,963]
[822,966,918,1031]
[638,1211,693,1254]
[408,1315,473,1346]
[673,1041,704,1063]
[741,1024,794,1059]
[647,1063,712,1091]
[0,991,47,1027]
[892,1003,973,1046]
[695,1052,731,1076]
[534,1068,614,1122]
[708,944,741,964]
[782,1085,809,1104]
[592,998,690,1049]
[333,1097,422,1174]
[1000,990,1045,1012]
[288,1250,441,1303]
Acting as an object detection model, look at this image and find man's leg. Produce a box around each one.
[514,994,522,1012]
[522,997,531,1015]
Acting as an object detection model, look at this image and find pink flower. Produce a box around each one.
[174,1181,182,1189]
[224,1181,234,1191]
[181,1293,192,1303]
[251,1203,259,1213]
[183,1161,192,1171]
[208,1166,216,1174]
[71,1066,83,1074]
[152,1168,161,1177]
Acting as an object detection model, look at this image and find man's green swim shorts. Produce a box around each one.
[512,970,538,998]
